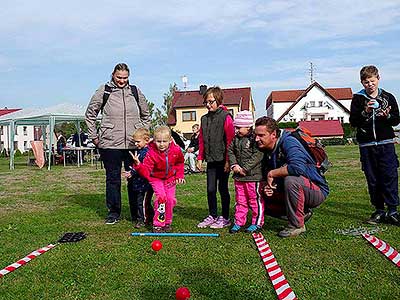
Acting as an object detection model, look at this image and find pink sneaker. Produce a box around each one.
[197,215,217,228]
[209,216,231,229]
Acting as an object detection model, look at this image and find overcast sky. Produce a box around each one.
[1,0,399,117]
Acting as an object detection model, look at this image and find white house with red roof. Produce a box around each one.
[266,81,352,123]
[0,108,36,153]
[168,86,255,137]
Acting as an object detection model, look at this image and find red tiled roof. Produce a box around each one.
[168,87,252,125]
[0,108,21,117]
[267,87,352,103]
[298,120,344,137]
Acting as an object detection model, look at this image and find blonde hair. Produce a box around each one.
[132,128,151,141]
[154,125,171,138]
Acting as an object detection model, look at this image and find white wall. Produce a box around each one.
[273,86,350,123]
[0,125,36,153]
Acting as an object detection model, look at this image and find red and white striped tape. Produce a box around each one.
[252,233,297,300]
[0,244,56,278]
[362,234,400,268]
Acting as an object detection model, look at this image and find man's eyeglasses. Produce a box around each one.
[203,100,217,106]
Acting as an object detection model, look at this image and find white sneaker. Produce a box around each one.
[209,216,231,229]
[197,215,217,228]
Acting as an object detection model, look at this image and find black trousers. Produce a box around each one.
[360,143,399,211]
[206,161,231,219]
[100,149,133,219]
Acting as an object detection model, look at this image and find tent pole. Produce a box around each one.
[48,116,55,170]
[9,121,15,170]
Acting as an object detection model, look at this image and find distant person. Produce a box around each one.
[131,126,185,233]
[72,130,88,147]
[56,131,66,155]
[85,63,151,225]
[196,86,235,229]
[124,128,154,228]
[350,65,400,226]
[184,123,200,173]
[228,110,264,233]
[255,117,329,237]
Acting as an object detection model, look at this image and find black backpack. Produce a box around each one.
[100,84,139,112]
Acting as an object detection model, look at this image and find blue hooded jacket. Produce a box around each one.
[263,130,329,197]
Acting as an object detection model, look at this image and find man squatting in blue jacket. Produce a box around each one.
[254,116,329,237]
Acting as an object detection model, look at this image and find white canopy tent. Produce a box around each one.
[0,103,88,170]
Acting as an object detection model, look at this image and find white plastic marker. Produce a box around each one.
[0,244,56,277]
[362,233,400,268]
[252,233,297,300]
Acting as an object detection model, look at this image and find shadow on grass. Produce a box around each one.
[65,193,106,219]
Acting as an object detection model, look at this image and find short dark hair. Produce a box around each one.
[255,116,280,135]
[203,86,224,105]
[360,65,379,81]
[112,63,130,75]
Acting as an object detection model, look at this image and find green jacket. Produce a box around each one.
[228,132,263,181]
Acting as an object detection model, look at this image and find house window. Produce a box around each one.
[14,126,18,135]
[319,101,323,107]
[311,115,325,121]
[328,117,334,120]
[23,126,28,136]
[338,116,344,123]
[13,141,18,150]
[182,111,196,122]
[0,126,3,135]
[310,101,315,107]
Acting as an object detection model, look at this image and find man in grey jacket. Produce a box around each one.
[85,63,151,224]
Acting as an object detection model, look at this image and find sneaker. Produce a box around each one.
[304,208,313,223]
[152,226,164,233]
[210,216,231,229]
[197,215,217,228]
[278,225,306,238]
[229,224,242,234]
[366,210,386,225]
[134,221,145,229]
[105,217,119,225]
[245,224,262,233]
[386,211,400,226]
[164,224,173,232]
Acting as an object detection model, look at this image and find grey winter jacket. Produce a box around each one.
[228,132,263,182]
[85,81,151,149]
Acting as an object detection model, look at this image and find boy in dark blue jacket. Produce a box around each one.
[350,65,400,226]
[124,128,154,228]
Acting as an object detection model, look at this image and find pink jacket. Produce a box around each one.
[134,141,184,183]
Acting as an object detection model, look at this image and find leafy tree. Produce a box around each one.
[148,83,178,132]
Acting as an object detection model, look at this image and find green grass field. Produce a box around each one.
[0,145,399,299]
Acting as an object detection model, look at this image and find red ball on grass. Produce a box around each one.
[151,240,163,252]
[176,286,191,300]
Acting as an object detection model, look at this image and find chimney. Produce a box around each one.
[199,85,207,95]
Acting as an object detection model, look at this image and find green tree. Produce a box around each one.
[148,83,178,132]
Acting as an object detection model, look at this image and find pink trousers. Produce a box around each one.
[150,178,177,227]
[234,181,264,226]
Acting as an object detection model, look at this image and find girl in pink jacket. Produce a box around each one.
[131,126,185,232]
